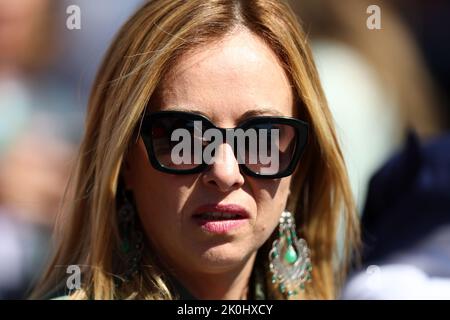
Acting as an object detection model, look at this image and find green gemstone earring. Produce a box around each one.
[117,188,144,283]
[269,210,312,297]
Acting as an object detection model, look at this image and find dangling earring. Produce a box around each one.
[117,188,144,282]
[269,210,312,297]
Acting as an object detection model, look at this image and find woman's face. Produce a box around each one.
[124,28,296,275]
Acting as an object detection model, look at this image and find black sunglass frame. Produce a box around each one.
[140,110,309,179]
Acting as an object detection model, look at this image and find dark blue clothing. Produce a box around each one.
[361,131,450,265]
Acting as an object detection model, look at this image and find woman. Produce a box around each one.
[33,0,359,300]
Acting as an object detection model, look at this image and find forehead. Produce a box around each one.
[153,28,296,123]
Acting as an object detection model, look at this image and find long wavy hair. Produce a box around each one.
[32,0,360,300]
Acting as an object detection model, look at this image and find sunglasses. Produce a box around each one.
[140,111,308,178]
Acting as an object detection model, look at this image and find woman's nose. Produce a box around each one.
[202,143,245,192]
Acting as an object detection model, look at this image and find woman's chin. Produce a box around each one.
[191,244,254,271]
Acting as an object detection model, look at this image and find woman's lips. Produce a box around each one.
[192,203,250,234]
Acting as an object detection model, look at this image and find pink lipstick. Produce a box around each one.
[192,203,249,234]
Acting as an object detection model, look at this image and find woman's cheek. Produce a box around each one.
[253,178,291,227]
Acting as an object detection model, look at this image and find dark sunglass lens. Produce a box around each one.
[151,116,205,170]
[241,122,298,176]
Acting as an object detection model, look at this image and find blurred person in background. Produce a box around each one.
[51,0,143,109]
[393,0,450,119]
[0,0,143,299]
[289,0,450,299]
[289,0,447,211]
[344,131,450,299]
[0,0,81,298]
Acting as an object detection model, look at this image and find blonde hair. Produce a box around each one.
[32,0,359,300]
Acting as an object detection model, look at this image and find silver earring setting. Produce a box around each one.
[269,210,312,297]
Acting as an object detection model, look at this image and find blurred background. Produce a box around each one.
[0,0,449,299]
